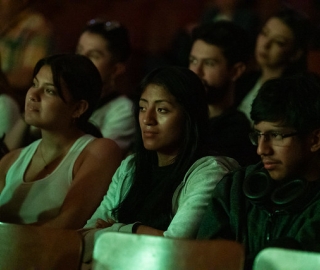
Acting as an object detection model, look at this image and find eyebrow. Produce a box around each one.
[139,98,174,105]
[264,27,292,42]
[190,55,218,61]
[34,76,55,87]
[253,127,292,133]
[87,49,105,55]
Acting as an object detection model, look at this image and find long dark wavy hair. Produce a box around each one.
[112,66,209,228]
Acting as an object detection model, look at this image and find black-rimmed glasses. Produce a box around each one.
[249,131,299,146]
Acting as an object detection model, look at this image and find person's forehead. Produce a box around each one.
[191,40,225,58]
[254,121,293,131]
[264,17,295,41]
[79,31,109,51]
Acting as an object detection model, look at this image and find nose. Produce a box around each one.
[27,87,40,102]
[142,108,157,126]
[256,139,273,156]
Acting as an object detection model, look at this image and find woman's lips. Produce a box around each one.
[143,131,158,138]
[26,104,39,112]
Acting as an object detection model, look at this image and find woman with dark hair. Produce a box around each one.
[237,6,312,122]
[81,66,239,263]
[0,54,122,229]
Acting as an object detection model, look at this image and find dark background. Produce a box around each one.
[30,0,320,95]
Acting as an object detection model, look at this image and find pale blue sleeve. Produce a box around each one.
[164,156,240,239]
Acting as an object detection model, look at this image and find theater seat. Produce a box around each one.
[0,222,83,270]
[253,247,320,270]
[92,232,244,270]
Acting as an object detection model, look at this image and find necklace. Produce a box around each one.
[40,143,49,170]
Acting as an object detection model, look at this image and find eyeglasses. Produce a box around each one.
[87,19,122,32]
[249,131,299,146]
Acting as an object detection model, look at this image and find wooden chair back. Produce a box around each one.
[0,222,83,270]
[92,232,244,270]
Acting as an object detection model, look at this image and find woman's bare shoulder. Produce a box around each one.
[0,148,22,173]
[87,137,121,153]
[76,137,122,166]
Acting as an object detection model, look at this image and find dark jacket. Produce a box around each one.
[206,107,259,166]
[197,163,320,269]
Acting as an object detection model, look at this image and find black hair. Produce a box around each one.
[251,72,320,133]
[33,53,102,129]
[273,6,311,54]
[112,66,209,228]
[264,6,312,74]
[191,20,251,66]
[82,19,131,63]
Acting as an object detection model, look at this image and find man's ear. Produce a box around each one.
[310,129,320,152]
[230,62,246,82]
[72,100,89,119]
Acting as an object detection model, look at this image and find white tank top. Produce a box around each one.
[0,134,94,224]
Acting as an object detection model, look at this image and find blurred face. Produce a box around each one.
[0,0,25,18]
[0,0,20,17]
[255,17,296,69]
[77,31,116,89]
[139,84,185,159]
[24,65,79,130]
[189,39,233,102]
[254,121,314,181]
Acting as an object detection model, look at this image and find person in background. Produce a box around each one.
[201,0,260,44]
[189,20,258,166]
[80,66,240,265]
[0,69,20,147]
[0,54,122,229]
[0,0,53,110]
[77,19,135,157]
[237,6,312,122]
[197,73,320,269]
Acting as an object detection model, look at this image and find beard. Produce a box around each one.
[203,81,230,104]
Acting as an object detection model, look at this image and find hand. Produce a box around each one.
[95,218,115,228]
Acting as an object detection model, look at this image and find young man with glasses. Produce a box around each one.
[197,73,320,269]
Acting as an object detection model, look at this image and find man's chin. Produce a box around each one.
[267,170,285,181]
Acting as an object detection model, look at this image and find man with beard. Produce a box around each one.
[189,21,258,166]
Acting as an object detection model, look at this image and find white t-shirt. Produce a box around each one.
[0,94,20,138]
[89,95,135,151]
[238,79,262,124]
[0,134,94,224]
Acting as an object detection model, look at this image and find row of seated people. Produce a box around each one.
[1,0,136,158]
[0,4,320,270]
[0,54,320,270]
[1,3,314,166]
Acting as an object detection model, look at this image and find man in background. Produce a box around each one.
[189,20,257,166]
